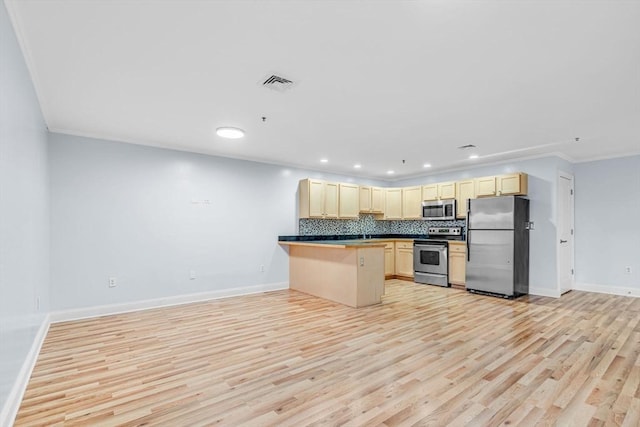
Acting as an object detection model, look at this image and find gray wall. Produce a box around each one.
[396,156,574,296]
[574,155,640,290]
[49,133,386,311]
[0,0,50,414]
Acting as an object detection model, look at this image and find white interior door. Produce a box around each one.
[558,172,575,294]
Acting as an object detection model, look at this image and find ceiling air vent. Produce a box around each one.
[458,144,477,150]
[261,74,296,92]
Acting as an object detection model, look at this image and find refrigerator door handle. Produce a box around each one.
[466,231,470,261]
[466,200,471,261]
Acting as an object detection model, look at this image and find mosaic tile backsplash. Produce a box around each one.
[299,215,466,236]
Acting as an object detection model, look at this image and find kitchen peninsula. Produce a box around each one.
[279,239,386,308]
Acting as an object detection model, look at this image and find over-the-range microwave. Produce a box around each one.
[422,199,456,220]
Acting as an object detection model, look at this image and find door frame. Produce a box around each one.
[557,171,575,295]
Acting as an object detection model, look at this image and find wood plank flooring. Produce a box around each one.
[15,280,640,426]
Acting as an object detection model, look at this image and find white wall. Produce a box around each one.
[0,0,50,420]
[49,133,386,311]
[397,156,574,297]
[574,155,640,294]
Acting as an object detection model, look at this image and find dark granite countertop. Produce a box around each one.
[278,234,430,242]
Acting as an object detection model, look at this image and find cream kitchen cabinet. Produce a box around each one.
[339,183,360,218]
[402,186,423,219]
[384,188,403,220]
[299,179,339,219]
[455,179,475,218]
[497,173,528,196]
[395,241,414,278]
[359,186,384,214]
[448,241,466,286]
[422,181,456,201]
[475,173,528,198]
[475,176,497,197]
[384,241,395,278]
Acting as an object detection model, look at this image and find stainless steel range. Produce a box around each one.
[413,227,463,287]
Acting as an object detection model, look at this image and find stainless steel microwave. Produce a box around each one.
[422,199,456,220]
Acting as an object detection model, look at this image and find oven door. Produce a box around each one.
[413,242,448,276]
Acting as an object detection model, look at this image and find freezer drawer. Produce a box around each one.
[466,229,515,296]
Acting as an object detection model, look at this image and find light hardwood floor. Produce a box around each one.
[15,280,640,426]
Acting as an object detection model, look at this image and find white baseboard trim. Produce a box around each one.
[574,282,640,298]
[529,287,561,298]
[50,282,290,323]
[0,314,50,427]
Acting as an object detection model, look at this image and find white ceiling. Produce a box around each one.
[6,0,640,180]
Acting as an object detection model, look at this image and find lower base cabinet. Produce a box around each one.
[395,241,414,278]
[448,242,466,286]
[384,242,395,278]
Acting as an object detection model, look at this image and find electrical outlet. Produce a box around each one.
[36,296,40,310]
[260,265,265,273]
[625,266,632,274]
[189,270,196,280]
[108,277,117,288]
[360,257,365,266]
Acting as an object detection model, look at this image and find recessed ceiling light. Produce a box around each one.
[387,170,395,175]
[423,163,432,168]
[469,154,479,160]
[216,127,245,139]
[354,164,362,169]
[320,158,329,163]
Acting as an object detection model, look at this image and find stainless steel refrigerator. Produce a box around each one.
[466,196,530,297]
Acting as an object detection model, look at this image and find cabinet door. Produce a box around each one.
[402,186,422,219]
[455,179,475,218]
[497,173,528,196]
[439,182,456,199]
[448,243,466,285]
[359,186,372,212]
[475,176,497,197]
[384,188,402,219]
[395,242,414,277]
[371,187,385,213]
[324,182,339,218]
[308,179,326,217]
[422,184,439,201]
[339,183,359,218]
[384,242,395,276]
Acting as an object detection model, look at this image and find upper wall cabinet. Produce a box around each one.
[299,179,339,219]
[455,179,475,218]
[402,186,422,219]
[475,173,528,198]
[475,176,497,197]
[298,172,528,221]
[422,181,456,201]
[384,188,403,220]
[498,173,528,196]
[339,183,360,219]
[359,186,385,214]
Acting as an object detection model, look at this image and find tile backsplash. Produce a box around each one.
[299,215,466,236]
